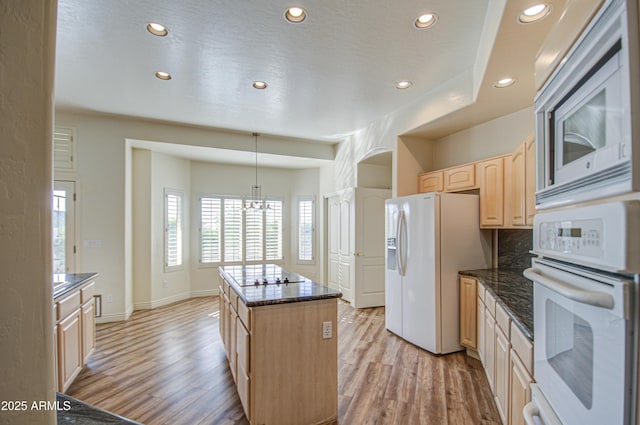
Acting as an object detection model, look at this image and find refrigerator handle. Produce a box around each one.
[394,210,402,275]
[398,210,406,276]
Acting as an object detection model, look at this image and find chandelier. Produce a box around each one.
[244,132,270,210]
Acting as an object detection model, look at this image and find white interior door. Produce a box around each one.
[326,195,340,291]
[53,180,76,274]
[338,190,354,302]
[353,188,391,308]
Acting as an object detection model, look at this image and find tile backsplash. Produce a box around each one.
[498,229,534,270]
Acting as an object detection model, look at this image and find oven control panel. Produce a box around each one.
[538,218,604,257]
[533,200,640,273]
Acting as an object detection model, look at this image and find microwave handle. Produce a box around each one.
[524,268,614,309]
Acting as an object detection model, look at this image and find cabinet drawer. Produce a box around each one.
[80,282,96,304]
[237,363,251,419]
[418,171,444,193]
[495,302,511,337]
[57,290,81,321]
[511,322,534,376]
[237,320,250,373]
[444,164,476,191]
[229,289,239,313]
[237,300,251,331]
[484,290,496,317]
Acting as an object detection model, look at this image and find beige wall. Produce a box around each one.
[431,107,534,169]
[0,0,57,422]
[54,110,330,321]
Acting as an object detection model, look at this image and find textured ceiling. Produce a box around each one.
[55,0,565,164]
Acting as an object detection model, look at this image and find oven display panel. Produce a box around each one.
[538,219,603,257]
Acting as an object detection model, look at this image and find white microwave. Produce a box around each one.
[534,0,640,209]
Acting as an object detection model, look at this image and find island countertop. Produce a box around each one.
[53,272,98,299]
[219,264,342,307]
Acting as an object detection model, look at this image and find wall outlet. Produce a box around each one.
[322,321,332,339]
[162,280,168,288]
[106,294,113,303]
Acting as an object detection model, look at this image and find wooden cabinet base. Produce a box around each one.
[250,299,338,425]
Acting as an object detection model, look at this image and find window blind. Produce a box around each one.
[165,191,183,268]
[200,197,222,263]
[297,199,314,261]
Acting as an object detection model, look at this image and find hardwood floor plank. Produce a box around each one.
[67,297,501,425]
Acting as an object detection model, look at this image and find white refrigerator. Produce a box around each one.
[385,192,491,354]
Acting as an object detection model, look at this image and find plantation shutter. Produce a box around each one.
[223,198,243,262]
[265,200,283,261]
[53,126,76,170]
[200,197,222,263]
[297,199,314,261]
[165,191,183,268]
[245,208,263,261]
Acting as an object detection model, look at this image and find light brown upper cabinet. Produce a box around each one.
[510,143,527,226]
[510,134,536,227]
[418,170,444,193]
[477,157,505,227]
[444,164,476,191]
[525,135,536,226]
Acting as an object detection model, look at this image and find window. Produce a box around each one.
[199,195,284,265]
[297,197,315,263]
[165,190,183,270]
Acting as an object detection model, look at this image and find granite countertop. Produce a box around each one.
[53,273,99,299]
[459,268,533,340]
[57,393,142,425]
[220,264,342,307]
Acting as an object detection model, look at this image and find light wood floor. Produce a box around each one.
[67,297,500,425]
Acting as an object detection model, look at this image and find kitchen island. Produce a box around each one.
[218,264,342,425]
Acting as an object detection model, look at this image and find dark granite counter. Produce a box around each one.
[53,273,98,299]
[459,268,533,341]
[57,393,142,424]
[220,264,342,307]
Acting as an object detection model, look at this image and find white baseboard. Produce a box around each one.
[134,292,191,310]
[97,291,217,322]
[190,288,218,297]
[96,311,130,324]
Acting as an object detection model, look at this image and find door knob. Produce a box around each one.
[354,252,363,257]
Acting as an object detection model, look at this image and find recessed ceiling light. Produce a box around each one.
[395,81,413,89]
[285,7,307,23]
[414,13,438,29]
[518,4,551,24]
[493,77,516,88]
[146,22,168,36]
[155,71,172,80]
[253,81,268,89]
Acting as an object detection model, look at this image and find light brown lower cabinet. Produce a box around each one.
[219,274,338,425]
[459,276,478,349]
[58,308,82,391]
[55,279,97,392]
[509,348,533,425]
[459,276,535,425]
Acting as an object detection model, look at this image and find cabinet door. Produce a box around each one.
[484,308,496,392]
[459,276,477,349]
[81,299,95,363]
[494,326,511,424]
[229,305,238,382]
[477,158,504,227]
[444,164,476,191]
[477,296,485,364]
[510,143,526,226]
[509,349,533,425]
[418,171,444,193]
[222,293,230,355]
[525,134,536,226]
[58,308,82,392]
